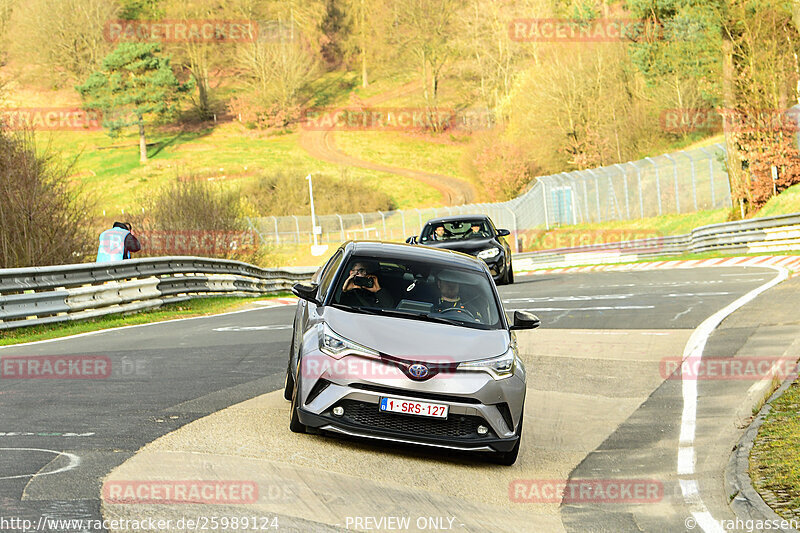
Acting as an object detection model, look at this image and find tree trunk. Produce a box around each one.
[360,0,368,88]
[721,36,743,214]
[138,114,148,164]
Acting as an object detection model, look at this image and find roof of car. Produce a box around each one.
[423,214,492,225]
[345,241,486,271]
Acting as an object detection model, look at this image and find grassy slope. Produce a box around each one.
[757,183,800,217]
[46,124,440,215]
[750,376,800,520]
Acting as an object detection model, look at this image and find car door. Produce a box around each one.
[290,249,344,375]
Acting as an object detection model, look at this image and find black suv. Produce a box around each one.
[406,215,514,285]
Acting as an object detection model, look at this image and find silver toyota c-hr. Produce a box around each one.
[285,241,539,465]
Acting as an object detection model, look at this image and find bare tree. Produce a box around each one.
[0,129,95,268]
[8,0,118,85]
[389,0,460,125]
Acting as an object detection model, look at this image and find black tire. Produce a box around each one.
[507,260,514,284]
[283,365,294,401]
[289,374,306,433]
[283,341,295,401]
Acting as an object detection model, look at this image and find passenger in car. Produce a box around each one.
[340,261,394,308]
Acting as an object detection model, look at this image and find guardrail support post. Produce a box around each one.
[292,215,301,243]
[379,211,386,239]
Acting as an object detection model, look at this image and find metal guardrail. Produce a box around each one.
[0,257,316,331]
[513,213,800,269]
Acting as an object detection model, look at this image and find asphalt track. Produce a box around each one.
[0,265,797,532]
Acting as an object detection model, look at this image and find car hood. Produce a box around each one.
[421,237,497,255]
[322,307,509,363]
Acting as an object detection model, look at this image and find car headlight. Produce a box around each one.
[318,323,379,359]
[460,348,518,379]
[477,247,501,260]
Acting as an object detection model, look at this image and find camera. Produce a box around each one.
[353,276,374,288]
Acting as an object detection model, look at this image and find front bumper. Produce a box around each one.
[295,353,525,454]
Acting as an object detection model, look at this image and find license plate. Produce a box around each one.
[379,397,449,419]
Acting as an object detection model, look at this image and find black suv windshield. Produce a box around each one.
[420,220,492,242]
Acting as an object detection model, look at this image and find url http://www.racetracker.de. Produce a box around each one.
[0,515,281,532]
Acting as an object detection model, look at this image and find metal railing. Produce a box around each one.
[0,257,316,330]
[513,213,800,269]
[247,144,730,251]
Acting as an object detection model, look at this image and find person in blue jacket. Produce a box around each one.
[96,222,141,262]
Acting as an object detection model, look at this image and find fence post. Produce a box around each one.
[664,154,680,213]
[681,152,698,211]
[379,211,386,239]
[336,214,345,241]
[271,215,280,245]
[541,179,550,230]
[699,146,715,207]
[292,215,301,243]
[645,157,662,216]
[358,212,366,239]
[401,211,407,238]
[503,205,519,253]
[614,164,631,219]
[415,208,422,233]
[586,169,602,222]
[627,162,644,218]
[581,176,591,223]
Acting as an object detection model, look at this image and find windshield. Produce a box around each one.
[331,255,503,329]
[420,220,492,242]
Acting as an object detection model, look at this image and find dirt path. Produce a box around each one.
[298,80,476,206]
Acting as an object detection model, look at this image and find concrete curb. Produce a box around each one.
[725,367,800,532]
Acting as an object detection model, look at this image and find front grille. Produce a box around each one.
[348,383,481,404]
[335,400,488,439]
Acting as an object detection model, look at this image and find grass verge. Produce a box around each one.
[0,294,292,347]
[749,375,800,520]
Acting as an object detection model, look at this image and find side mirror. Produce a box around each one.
[510,310,540,330]
[405,236,418,244]
[292,283,321,305]
[497,229,511,237]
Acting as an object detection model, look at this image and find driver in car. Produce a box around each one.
[341,261,393,308]
[465,223,485,238]
[433,271,483,320]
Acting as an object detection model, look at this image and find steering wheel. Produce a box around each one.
[438,307,476,320]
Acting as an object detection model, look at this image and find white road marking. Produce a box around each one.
[676,265,788,532]
[0,448,81,480]
[0,305,295,350]
[504,294,633,303]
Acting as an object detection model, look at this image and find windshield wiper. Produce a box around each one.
[359,307,475,327]
[329,303,381,315]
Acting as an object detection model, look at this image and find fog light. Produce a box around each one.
[477,425,489,435]
[332,406,344,417]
